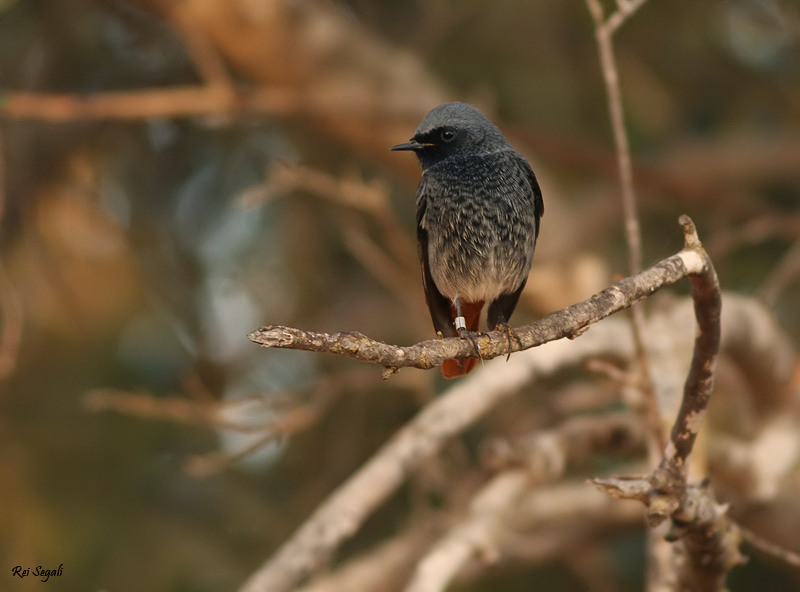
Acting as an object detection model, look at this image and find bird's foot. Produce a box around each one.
[456,327,483,361]
[453,302,483,364]
[495,321,522,361]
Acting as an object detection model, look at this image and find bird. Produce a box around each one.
[391,102,544,378]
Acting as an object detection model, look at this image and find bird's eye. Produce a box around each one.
[440,129,456,142]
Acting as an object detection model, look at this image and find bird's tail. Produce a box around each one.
[441,357,479,378]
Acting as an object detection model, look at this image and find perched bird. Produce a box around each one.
[392,102,544,378]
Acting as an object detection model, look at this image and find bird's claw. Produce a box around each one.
[457,328,483,361]
[495,321,522,362]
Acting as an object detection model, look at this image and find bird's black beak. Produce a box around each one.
[391,139,431,151]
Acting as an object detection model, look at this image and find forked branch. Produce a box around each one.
[592,216,744,590]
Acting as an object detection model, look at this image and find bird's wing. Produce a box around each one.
[487,155,543,329]
[517,154,544,239]
[416,177,457,338]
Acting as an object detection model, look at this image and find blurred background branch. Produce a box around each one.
[1,1,799,591]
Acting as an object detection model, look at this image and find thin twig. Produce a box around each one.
[739,525,800,569]
[584,0,665,467]
[272,162,418,269]
[585,0,649,274]
[584,9,670,583]
[606,0,651,34]
[759,236,800,306]
[165,2,234,89]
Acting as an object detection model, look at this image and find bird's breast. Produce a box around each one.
[420,152,538,301]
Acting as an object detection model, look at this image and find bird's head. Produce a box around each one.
[391,102,509,168]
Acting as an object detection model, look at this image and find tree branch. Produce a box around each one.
[591,216,741,590]
[238,217,712,592]
[238,319,641,592]
[649,216,721,518]
[0,86,346,121]
[249,217,707,376]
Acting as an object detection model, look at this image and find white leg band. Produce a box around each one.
[454,316,467,331]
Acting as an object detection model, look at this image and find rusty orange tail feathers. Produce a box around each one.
[441,300,483,379]
[441,357,479,379]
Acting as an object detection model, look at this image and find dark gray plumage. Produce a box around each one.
[392,102,544,378]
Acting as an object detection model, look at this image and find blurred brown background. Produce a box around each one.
[1,0,799,590]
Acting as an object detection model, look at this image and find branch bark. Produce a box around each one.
[249,217,706,375]
[591,216,744,591]
[648,218,721,521]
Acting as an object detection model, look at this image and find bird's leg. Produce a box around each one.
[494,315,522,362]
[454,298,482,361]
